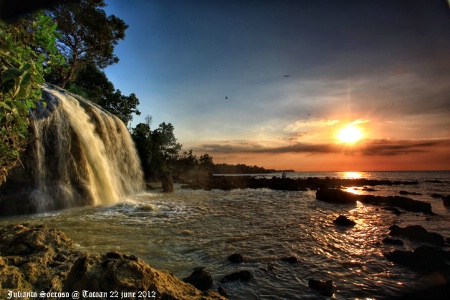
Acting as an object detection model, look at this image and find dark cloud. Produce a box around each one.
[196,138,450,157]
[359,139,450,156]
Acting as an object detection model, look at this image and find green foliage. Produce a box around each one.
[66,63,141,124]
[47,0,128,88]
[132,120,182,180]
[0,12,63,183]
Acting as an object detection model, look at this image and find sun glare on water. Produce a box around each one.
[337,124,363,143]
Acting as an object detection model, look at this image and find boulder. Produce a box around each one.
[399,190,422,196]
[333,215,356,227]
[316,188,434,214]
[183,267,213,291]
[443,195,450,208]
[382,237,404,246]
[384,245,450,272]
[389,225,446,247]
[227,253,245,263]
[315,187,357,204]
[220,270,253,283]
[431,193,444,199]
[0,224,226,300]
[308,279,335,297]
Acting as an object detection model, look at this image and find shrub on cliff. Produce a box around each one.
[0,12,63,185]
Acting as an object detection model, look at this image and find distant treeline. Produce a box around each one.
[212,163,294,174]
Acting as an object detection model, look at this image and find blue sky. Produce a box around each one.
[103,0,450,171]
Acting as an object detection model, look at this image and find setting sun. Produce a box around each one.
[337,124,363,143]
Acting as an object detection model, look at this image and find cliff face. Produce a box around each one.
[0,224,226,300]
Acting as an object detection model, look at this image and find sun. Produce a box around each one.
[337,124,363,143]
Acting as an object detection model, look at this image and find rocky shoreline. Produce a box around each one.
[180,174,419,191]
[0,224,226,300]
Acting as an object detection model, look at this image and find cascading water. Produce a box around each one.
[0,85,144,215]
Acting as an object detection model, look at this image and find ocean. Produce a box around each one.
[1,171,449,299]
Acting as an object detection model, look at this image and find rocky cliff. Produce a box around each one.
[0,224,226,300]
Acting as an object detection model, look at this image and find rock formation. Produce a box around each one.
[0,224,226,300]
[316,188,434,214]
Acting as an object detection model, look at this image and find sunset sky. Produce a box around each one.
[104,0,450,171]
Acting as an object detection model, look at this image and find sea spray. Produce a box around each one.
[28,85,144,212]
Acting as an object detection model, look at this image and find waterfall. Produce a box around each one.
[0,85,145,214]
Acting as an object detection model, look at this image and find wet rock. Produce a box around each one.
[316,188,434,214]
[384,207,403,215]
[384,245,450,273]
[430,193,444,199]
[399,190,422,196]
[382,237,404,246]
[443,195,450,208]
[220,270,253,283]
[218,286,228,297]
[333,215,356,227]
[316,187,357,204]
[0,224,226,300]
[161,172,174,192]
[228,253,245,263]
[280,256,299,263]
[389,225,446,247]
[183,267,213,291]
[308,278,335,297]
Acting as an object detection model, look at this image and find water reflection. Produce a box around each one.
[341,171,363,179]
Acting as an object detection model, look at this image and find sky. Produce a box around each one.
[103,0,450,171]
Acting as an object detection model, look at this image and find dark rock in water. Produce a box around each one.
[316,188,434,214]
[0,224,226,300]
[443,195,450,208]
[218,286,228,297]
[384,245,450,273]
[363,186,377,191]
[220,270,253,283]
[228,253,245,263]
[308,278,335,297]
[183,267,213,291]
[162,172,174,192]
[389,196,433,214]
[431,193,444,199]
[333,215,356,226]
[316,187,357,204]
[389,225,446,246]
[384,206,403,215]
[382,237,404,246]
[399,190,422,196]
[394,282,450,300]
[280,256,299,263]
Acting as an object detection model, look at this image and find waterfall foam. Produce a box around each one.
[0,85,144,215]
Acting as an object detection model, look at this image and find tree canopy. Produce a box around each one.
[132,119,182,180]
[66,62,140,124]
[48,0,128,88]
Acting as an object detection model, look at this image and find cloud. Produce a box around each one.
[284,119,339,132]
[359,139,450,156]
[194,138,450,157]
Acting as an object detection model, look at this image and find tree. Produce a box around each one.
[131,121,152,178]
[48,0,128,88]
[66,62,141,124]
[199,153,214,172]
[0,12,63,184]
[131,120,182,180]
